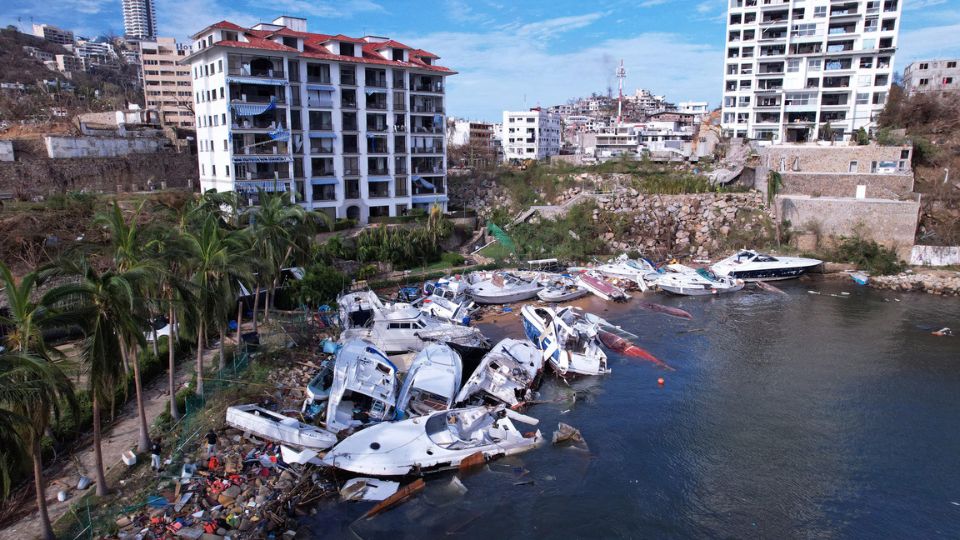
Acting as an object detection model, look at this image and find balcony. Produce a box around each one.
[341,96,357,109]
[411,145,443,154]
[366,122,388,132]
[368,183,391,199]
[227,55,285,80]
[365,69,388,88]
[232,111,286,131]
[365,94,388,110]
[411,77,444,93]
[229,84,285,104]
[367,137,388,154]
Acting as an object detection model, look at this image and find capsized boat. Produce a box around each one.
[711,250,822,281]
[417,282,475,325]
[521,305,610,376]
[597,330,673,370]
[396,344,463,418]
[338,290,488,354]
[322,405,543,476]
[325,339,399,434]
[576,270,630,302]
[466,272,543,304]
[225,404,338,450]
[596,254,661,290]
[655,264,745,296]
[537,275,589,303]
[455,338,543,407]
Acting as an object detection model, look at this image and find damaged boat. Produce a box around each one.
[711,250,822,281]
[396,344,463,418]
[521,305,610,377]
[467,272,543,304]
[325,339,399,434]
[655,264,745,296]
[537,276,589,303]
[455,338,543,407]
[322,405,543,476]
[596,254,660,290]
[576,270,630,302]
[338,290,488,354]
[417,281,475,325]
[225,404,338,450]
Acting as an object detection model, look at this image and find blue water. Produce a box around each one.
[302,279,960,539]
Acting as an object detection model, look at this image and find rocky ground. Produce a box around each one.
[870,269,960,296]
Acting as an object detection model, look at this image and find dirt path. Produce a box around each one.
[0,347,217,540]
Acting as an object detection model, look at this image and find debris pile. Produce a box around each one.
[871,271,960,296]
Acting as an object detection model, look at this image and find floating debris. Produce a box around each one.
[552,422,589,452]
[755,281,787,295]
[340,478,401,502]
[361,478,426,519]
[634,300,693,320]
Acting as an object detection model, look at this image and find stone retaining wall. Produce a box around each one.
[44,135,167,158]
[780,172,913,199]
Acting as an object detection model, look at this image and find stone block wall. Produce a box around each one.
[779,195,920,260]
[762,143,912,174]
[780,172,914,199]
[44,135,166,159]
[0,141,13,162]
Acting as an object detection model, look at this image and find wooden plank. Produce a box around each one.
[361,478,425,519]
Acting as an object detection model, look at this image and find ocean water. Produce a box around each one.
[302,279,960,539]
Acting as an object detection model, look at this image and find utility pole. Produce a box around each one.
[616,59,626,126]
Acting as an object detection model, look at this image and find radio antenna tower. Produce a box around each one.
[616,59,626,126]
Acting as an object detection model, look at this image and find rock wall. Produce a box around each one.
[780,172,914,199]
[779,195,920,260]
[44,135,168,158]
[0,151,198,199]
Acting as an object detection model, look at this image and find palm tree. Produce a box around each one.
[182,215,250,393]
[0,352,76,540]
[45,257,148,497]
[94,201,153,453]
[0,263,57,361]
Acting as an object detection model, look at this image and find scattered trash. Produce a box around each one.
[552,422,588,451]
[851,271,869,286]
[657,377,665,386]
[932,327,953,336]
[634,300,693,320]
[57,490,68,502]
[77,475,91,490]
[361,478,426,519]
[121,450,137,466]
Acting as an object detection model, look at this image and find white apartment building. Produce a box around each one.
[32,24,74,46]
[123,0,158,40]
[902,59,960,95]
[721,0,901,143]
[184,16,454,223]
[502,108,561,161]
[678,101,709,114]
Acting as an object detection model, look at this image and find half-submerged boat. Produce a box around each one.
[226,404,338,450]
[655,264,745,296]
[455,338,543,407]
[338,290,488,354]
[322,405,543,476]
[521,305,610,376]
[576,270,630,302]
[711,250,822,281]
[537,275,589,303]
[396,344,463,418]
[325,339,399,434]
[467,272,543,304]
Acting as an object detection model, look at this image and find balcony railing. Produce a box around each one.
[368,168,389,176]
[228,67,285,79]
[367,124,388,132]
[412,105,444,113]
[412,146,443,154]
[367,78,387,88]
[411,81,444,93]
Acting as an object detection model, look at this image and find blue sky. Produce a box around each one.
[4,0,960,121]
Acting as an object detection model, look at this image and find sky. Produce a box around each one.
[4,0,960,121]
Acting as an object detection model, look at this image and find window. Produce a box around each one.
[875,74,888,86]
[860,57,874,69]
[856,92,869,104]
[219,87,224,99]
[862,38,876,50]
[919,78,929,86]
[340,66,356,85]
[340,43,355,56]
[392,48,404,61]
[808,59,821,71]
[211,165,216,176]
[849,161,858,172]
[858,74,872,86]
[792,23,817,37]
[814,6,826,17]
[900,150,910,159]
[948,61,957,69]
[221,113,226,125]
[218,60,222,73]
[787,59,800,72]
[223,139,228,150]
[945,77,955,84]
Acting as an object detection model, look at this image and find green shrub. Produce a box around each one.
[291,263,349,306]
[440,252,466,266]
[830,236,904,275]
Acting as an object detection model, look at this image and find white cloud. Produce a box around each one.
[904,0,947,10]
[896,23,960,68]
[696,1,716,14]
[639,0,670,8]
[400,28,722,121]
[511,13,606,41]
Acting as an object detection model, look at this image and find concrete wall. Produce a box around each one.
[910,245,960,266]
[780,172,914,199]
[45,136,166,159]
[0,141,13,162]
[0,152,197,199]
[780,195,920,261]
[762,144,912,174]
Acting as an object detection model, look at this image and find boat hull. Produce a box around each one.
[725,264,819,282]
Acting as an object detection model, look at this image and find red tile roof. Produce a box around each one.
[189,20,454,74]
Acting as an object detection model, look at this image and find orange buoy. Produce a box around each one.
[657,377,665,386]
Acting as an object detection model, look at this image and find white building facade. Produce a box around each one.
[185,17,454,223]
[902,59,959,95]
[721,0,901,143]
[502,108,561,161]
[123,0,158,40]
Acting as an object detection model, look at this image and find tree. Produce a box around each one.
[0,263,58,361]
[767,170,784,246]
[0,352,76,540]
[45,257,148,497]
[94,201,153,453]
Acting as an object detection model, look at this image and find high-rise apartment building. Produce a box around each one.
[902,59,960,95]
[502,108,561,161]
[140,37,194,128]
[184,16,454,223]
[721,0,901,143]
[123,0,157,40]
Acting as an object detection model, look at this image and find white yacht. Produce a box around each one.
[396,344,463,418]
[537,275,589,303]
[655,264,745,296]
[596,254,661,290]
[338,290,488,354]
[325,339,399,434]
[322,405,543,476]
[521,305,610,377]
[711,250,822,281]
[466,272,543,304]
[226,404,338,450]
[455,338,543,407]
